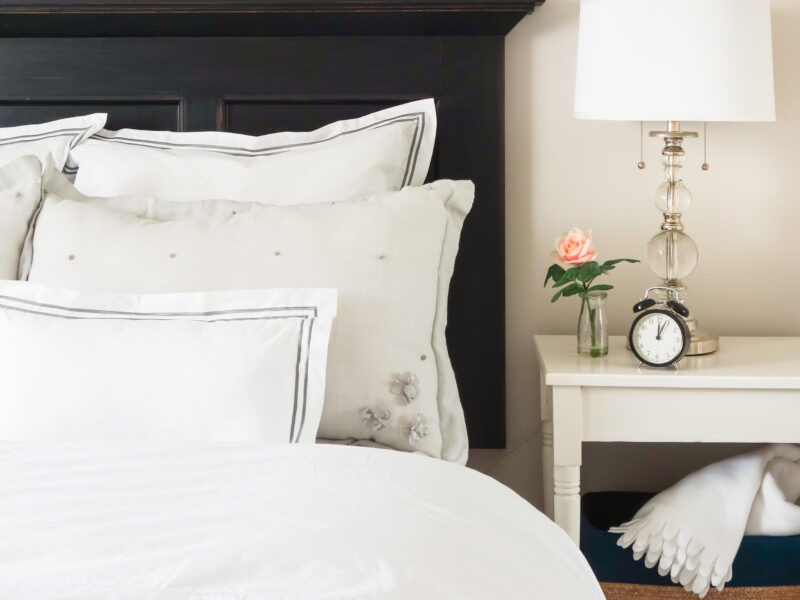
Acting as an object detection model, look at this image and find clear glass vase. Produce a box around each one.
[577,291,608,357]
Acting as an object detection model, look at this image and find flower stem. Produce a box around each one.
[582,276,600,355]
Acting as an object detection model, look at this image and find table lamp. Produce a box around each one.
[573,0,775,355]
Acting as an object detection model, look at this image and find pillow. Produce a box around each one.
[0,114,106,171]
[0,156,41,279]
[0,281,336,443]
[25,177,473,463]
[70,99,436,204]
[0,113,107,279]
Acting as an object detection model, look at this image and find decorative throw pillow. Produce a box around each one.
[70,99,436,205]
[0,113,107,280]
[0,281,336,443]
[0,156,42,279]
[25,176,472,463]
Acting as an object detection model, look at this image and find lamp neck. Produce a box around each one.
[648,122,699,192]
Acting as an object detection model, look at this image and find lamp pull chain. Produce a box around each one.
[637,121,646,169]
[701,122,710,170]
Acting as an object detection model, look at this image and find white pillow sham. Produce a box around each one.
[25,177,472,463]
[0,156,41,279]
[0,281,336,444]
[71,100,436,204]
[0,113,106,279]
[0,113,106,171]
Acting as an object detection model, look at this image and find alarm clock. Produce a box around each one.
[629,286,691,368]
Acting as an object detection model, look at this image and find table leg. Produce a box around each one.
[542,420,554,519]
[540,372,554,519]
[553,385,582,545]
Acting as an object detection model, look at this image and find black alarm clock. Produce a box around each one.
[629,287,691,368]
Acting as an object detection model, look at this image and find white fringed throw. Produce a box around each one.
[610,444,800,597]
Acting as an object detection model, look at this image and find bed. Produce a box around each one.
[0,1,604,597]
[0,442,602,599]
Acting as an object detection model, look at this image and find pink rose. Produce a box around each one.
[553,228,597,267]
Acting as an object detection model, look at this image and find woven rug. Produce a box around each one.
[601,583,800,599]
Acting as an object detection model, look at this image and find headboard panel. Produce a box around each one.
[0,1,543,448]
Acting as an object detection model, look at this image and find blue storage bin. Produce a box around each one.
[580,492,800,587]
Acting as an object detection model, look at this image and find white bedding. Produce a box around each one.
[0,443,602,599]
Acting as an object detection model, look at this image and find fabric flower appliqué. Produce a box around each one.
[360,406,391,431]
[408,414,429,445]
[390,372,419,404]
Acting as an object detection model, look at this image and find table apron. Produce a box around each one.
[579,386,800,442]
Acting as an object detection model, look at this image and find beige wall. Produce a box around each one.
[468,0,800,508]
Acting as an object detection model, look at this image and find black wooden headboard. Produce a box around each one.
[0,0,542,448]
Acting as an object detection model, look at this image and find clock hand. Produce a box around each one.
[656,321,666,341]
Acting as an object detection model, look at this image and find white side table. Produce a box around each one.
[534,335,800,545]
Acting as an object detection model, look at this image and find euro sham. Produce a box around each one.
[0,113,106,171]
[70,99,436,204]
[25,176,472,463]
[0,112,107,280]
[0,281,336,443]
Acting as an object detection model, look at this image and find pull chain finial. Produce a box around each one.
[701,121,710,171]
[637,121,646,169]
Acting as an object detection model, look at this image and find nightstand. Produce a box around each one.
[534,335,800,545]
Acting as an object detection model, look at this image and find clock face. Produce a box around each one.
[630,309,689,366]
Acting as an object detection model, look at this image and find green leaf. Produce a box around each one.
[577,261,599,282]
[596,258,639,276]
[543,264,566,287]
[588,284,613,291]
[602,258,640,267]
[551,282,582,302]
[553,267,580,288]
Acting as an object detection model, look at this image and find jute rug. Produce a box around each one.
[601,583,800,599]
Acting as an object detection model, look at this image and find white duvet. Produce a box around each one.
[0,443,601,599]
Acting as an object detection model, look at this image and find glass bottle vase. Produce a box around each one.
[577,291,608,357]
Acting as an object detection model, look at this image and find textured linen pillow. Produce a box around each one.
[0,156,42,279]
[25,178,473,463]
[70,100,436,204]
[0,281,336,443]
[0,113,107,279]
[0,114,106,171]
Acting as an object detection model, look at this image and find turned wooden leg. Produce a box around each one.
[542,420,554,520]
[553,385,582,545]
[540,370,554,519]
[554,465,581,544]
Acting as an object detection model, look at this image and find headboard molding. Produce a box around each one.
[0,0,543,36]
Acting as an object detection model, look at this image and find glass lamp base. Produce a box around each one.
[684,316,719,356]
[657,285,719,356]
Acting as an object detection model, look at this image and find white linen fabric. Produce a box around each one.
[0,115,106,279]
[0,442,604,600]
[25,176,472,463]
[0,281,336,444]
[0,156,41,279]
[0,113,105,170]
[70,99,436,204]
[611,444,800,598]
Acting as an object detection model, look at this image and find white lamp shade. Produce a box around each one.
[574,0,775,122]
